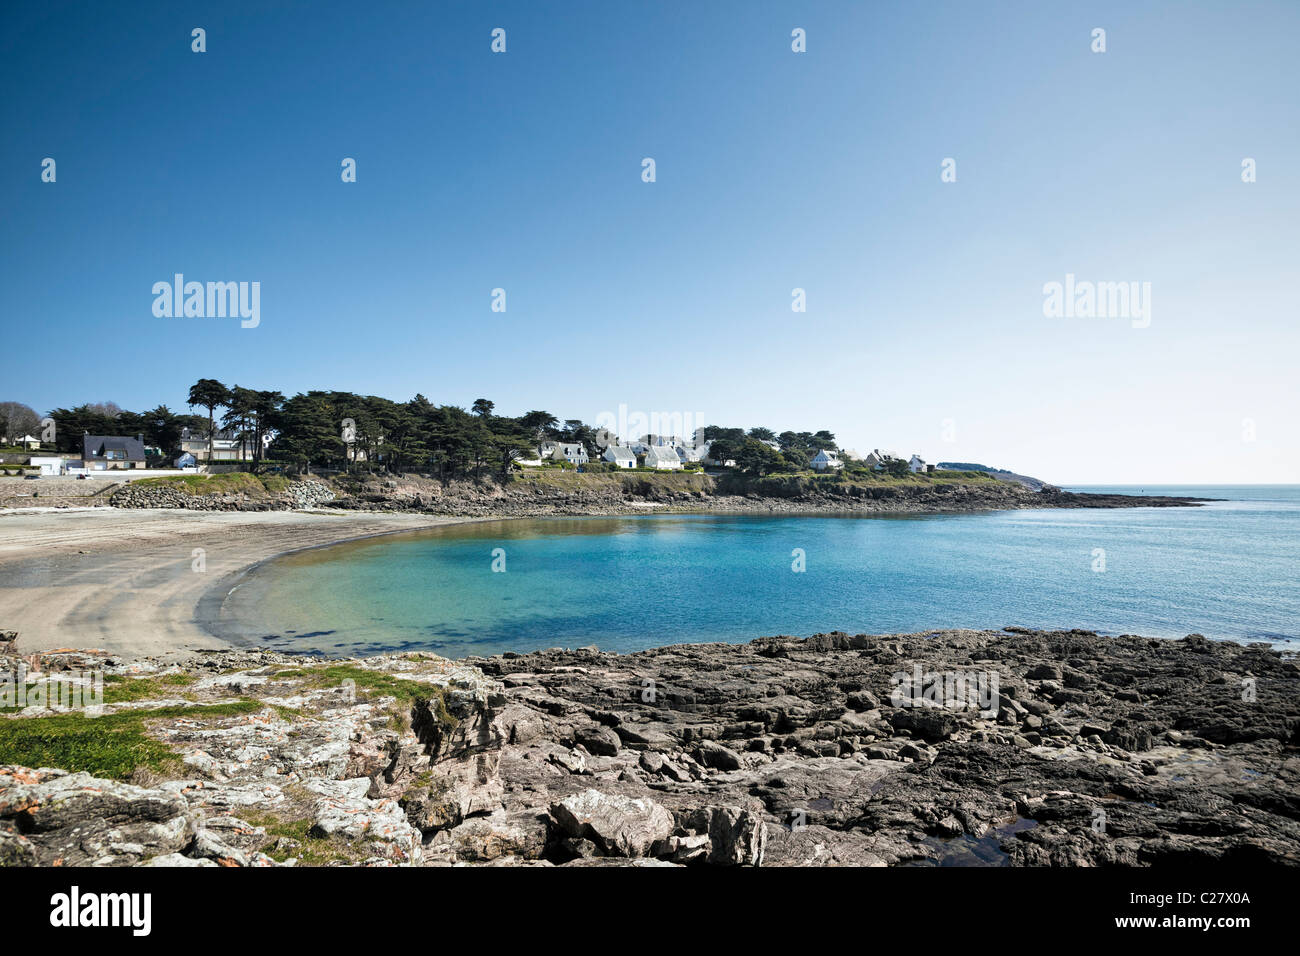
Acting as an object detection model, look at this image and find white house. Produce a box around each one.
[863,449,902,471]
[908,454,927,474]
[676,444,704,463]
[29,456,68,476]
[810,449,843,471]
[548,443,589,466]
[603,446,636,469]
[643,445,682,470]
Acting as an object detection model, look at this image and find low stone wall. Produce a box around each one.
[109,479,335,511]
[0,476,122,509]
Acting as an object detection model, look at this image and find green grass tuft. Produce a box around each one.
[102,672,198,704]
[0,700,262,779]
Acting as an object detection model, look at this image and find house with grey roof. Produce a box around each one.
[643,445,682,470]
[82,434,147,470]
[546,442,589,466]
[603,446,636,469]
[863,449,902,471]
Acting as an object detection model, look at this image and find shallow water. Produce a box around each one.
[216,485,1300,658]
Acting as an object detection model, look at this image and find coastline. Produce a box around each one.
[0,486,1219,659]
[3,503,1296,868]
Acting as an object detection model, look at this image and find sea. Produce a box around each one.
[216,485,1300,658]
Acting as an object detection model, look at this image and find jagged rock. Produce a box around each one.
[697,741,744,771]
[550,790,674,857]
[0,830,37,866]
[677,806,768,865]
[891,709,960,742]
[575,724,621,757]
[430,809,549,862]
[0,767,195,866]
[303,778,421,863]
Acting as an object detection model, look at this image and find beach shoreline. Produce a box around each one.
[0,509,483,658]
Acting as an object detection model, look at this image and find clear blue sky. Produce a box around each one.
[3,0,1296,483]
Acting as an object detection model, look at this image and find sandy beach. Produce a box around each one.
[0,508,474,658]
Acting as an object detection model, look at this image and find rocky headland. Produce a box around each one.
[96,471,1209,517]
[2,628,1295,867]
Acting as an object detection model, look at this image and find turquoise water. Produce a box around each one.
[221,486,1300,657]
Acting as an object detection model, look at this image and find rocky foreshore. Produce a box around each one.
[2,628,1295,867]
[3,469,1209,515]
[320,472,1211,517]
[98,471,1208,517]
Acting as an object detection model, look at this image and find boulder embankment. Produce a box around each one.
[108,475,336,511]
[2,628,1294,867]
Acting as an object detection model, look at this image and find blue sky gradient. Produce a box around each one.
[3,1,1297,482]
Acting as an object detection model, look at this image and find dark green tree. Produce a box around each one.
[187,379,231,463]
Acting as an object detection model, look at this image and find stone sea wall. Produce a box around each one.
[108,479,335,511]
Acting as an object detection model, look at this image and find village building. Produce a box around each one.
[699,441,736,468]
[81,434,147,470]
[602,445,636,469]
[810,449,843,471]
[863,449,902,471]
[179,426,244,462]
[547,442,589,466]
[29,456,69,476]
[643,445,683,470]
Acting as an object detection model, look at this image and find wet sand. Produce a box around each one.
[0,509,475,658]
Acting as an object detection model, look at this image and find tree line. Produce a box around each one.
[21,381,847,480]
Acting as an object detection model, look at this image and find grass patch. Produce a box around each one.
[283,664,457,734]
[102,672,198,704]
[0,700,262,779]
[241,812,368,866]
[127,472,295,497]
[259,474,292,493]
